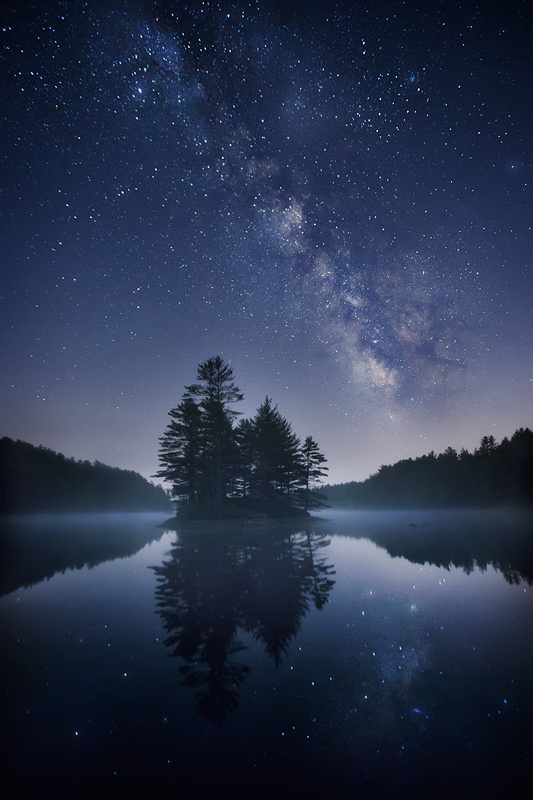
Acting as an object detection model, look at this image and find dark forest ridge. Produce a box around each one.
[0,437,169,513]
[323,428,533,509]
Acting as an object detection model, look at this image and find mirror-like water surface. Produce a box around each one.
[2,510,532,799]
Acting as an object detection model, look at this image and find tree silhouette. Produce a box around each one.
[156,357,243,511]
[245,396,303,499]
[156,359,329,517]
[0,437,169,513]
[155,397,203,504]
[296,436,329,512]
[185,356,244,508]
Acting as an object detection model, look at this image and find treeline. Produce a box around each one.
[322,428,533,509]
[0,437,170,513]
[156,356,328,516]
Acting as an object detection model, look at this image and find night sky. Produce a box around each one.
[2,0,531,485]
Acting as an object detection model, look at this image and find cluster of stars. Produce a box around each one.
[1,0,530,481]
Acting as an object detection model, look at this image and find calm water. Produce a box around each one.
[2,509,532,799]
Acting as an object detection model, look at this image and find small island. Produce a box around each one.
[155,356,328,522]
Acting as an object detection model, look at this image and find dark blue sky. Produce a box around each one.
[2,0,531,484]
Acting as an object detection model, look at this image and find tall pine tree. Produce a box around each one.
[184,356,243,507]
[246,397,302,499]
[296,436,329,512]
[155,396,203,504]
[157,357,243,510]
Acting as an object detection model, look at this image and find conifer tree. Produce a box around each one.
[248,397,302,498]
[155,396,203,504]
[234,417,256,498]
[297,436,329,511]
[184,356,243,508]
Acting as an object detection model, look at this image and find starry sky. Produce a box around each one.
[2,0,531,485]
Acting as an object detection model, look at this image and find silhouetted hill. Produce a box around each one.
[322,428,533,509]
[0,437,170,513]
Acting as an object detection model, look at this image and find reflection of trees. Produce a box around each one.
[348,520,533,585]
[0,514,166,595]
[152,526,335,723]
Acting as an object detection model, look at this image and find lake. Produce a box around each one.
[1,509,532,799]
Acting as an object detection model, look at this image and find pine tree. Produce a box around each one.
[248,397,302,498]
[296,436,329,511]
[155,396,203,504]
[234,417,256,498]
[184,356,243,508]
[477,435,497,457]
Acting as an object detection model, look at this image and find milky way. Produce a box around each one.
[2,0,531,482]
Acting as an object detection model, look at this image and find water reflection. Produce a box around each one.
[371,530,533,585]
[0,512,167,595]
[153,524,335,723]
[326,510,533,585]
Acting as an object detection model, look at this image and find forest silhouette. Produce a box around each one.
[0,437,169,513]
[323,428,533,509]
